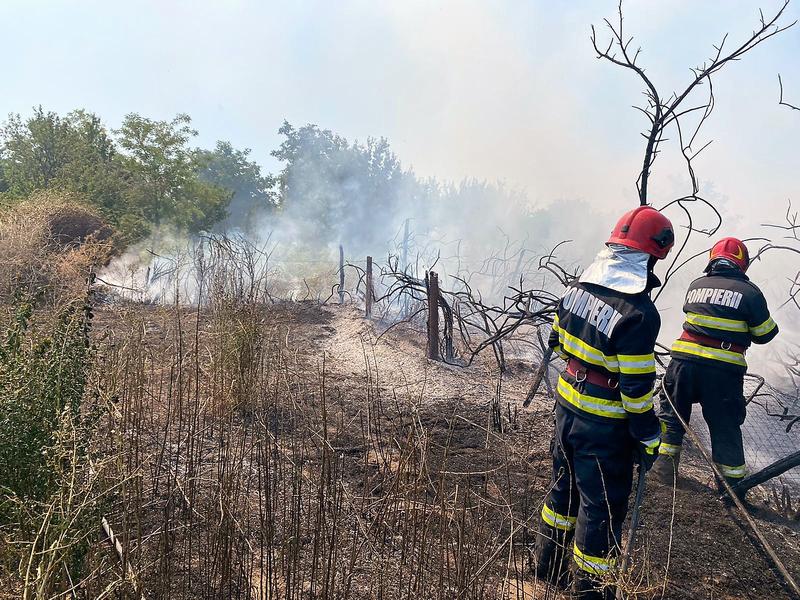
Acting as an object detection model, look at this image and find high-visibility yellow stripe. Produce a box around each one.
[541,503,576,531]
[557,330,620,372]
[641,435,660,449]
[557,376,626,419]
[685,312,748,333]
[553,344,569,360]
[671,340,747,367]
[659,442,681,456]
[617,352,656,375]
[621,391,654,414]
[573,543,615,575]
[552,313,561,333]
[750,316,777,337]
[640,435,660,455]
[716,462,747,478]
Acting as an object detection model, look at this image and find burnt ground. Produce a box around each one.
[93,301,800,599]
[286,303,800,599]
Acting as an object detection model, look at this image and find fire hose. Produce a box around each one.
[615,464,647,600]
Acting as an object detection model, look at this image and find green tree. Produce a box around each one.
[115,113,231,232]
[56,111,125,213]
[0,108,132,236]
[0,109,267,242]
[0,109,122,203]
[0,107,75,195]
[195,141,276,231]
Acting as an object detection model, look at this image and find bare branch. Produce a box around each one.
[592,0,794,207]
[779,73,800,110]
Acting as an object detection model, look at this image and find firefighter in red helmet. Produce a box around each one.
[653,237,778,495]
[533,206,674,599]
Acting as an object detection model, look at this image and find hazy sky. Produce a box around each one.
[2,0,799,230]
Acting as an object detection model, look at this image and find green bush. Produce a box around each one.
[0,298,106,597]
[0,299,90,510]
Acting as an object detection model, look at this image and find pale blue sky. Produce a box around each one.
[2,0,799,225]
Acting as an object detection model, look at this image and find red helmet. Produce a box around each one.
[707,237,749,272]
[607,206,675,259]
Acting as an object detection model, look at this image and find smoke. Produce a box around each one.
[100,117,796,381]
[91,0,800,388]
[100,126,612,305]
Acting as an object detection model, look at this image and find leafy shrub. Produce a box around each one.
[0,297,107,597]
[0,299,90,512]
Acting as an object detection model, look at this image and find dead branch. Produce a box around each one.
[779,73,800,110]
[369,245,568,372]
[592,0,795,206]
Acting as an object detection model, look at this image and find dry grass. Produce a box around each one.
[0,192,112,305]
[93,300,552,599]
[85,299,800,600]
[1,219,800,598]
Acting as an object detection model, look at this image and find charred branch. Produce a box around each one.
[592,0,795,206]
[367,246,568,373]
[779,73,800,111]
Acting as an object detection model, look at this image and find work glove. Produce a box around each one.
[636,437,660,471]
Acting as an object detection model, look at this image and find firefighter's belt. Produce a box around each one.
[679,331,746,354]
[566,358,619,389]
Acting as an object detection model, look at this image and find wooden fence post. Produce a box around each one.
[339,245,345,305]
[365,256,373,318]
[427,271,440,360]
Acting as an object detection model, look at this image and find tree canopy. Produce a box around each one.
[272,121,413,250]
[195,140,276,232]
[0,108,545,256]
[0,109,245,242]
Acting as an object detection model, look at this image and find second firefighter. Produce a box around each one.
[653,237,778,494]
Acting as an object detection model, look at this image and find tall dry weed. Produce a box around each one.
[0,192,112,305]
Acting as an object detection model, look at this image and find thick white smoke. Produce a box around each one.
[94,0,800,390]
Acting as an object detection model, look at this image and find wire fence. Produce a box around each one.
[741,378,800,489]
[651,348,800,491]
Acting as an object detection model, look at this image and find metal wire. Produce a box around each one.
[652,347,800,491]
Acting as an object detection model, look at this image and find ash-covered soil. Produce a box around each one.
[95,301,800,599]
[294,303,800,599]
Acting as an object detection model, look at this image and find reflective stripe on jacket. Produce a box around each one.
[548,280,661,444]
[671,266,777,372]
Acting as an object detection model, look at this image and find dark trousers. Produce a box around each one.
[659,358,747,481]
[539,403,634,578]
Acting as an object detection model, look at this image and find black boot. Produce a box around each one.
[651,452,680,485]
[573,569,615,600]
[532,522,572,589]
[718,476,747,506]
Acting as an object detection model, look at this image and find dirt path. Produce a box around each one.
[309,304,537,410]
[287,303,800,599]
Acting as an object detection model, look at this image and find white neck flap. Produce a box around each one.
[579,244,650,294]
